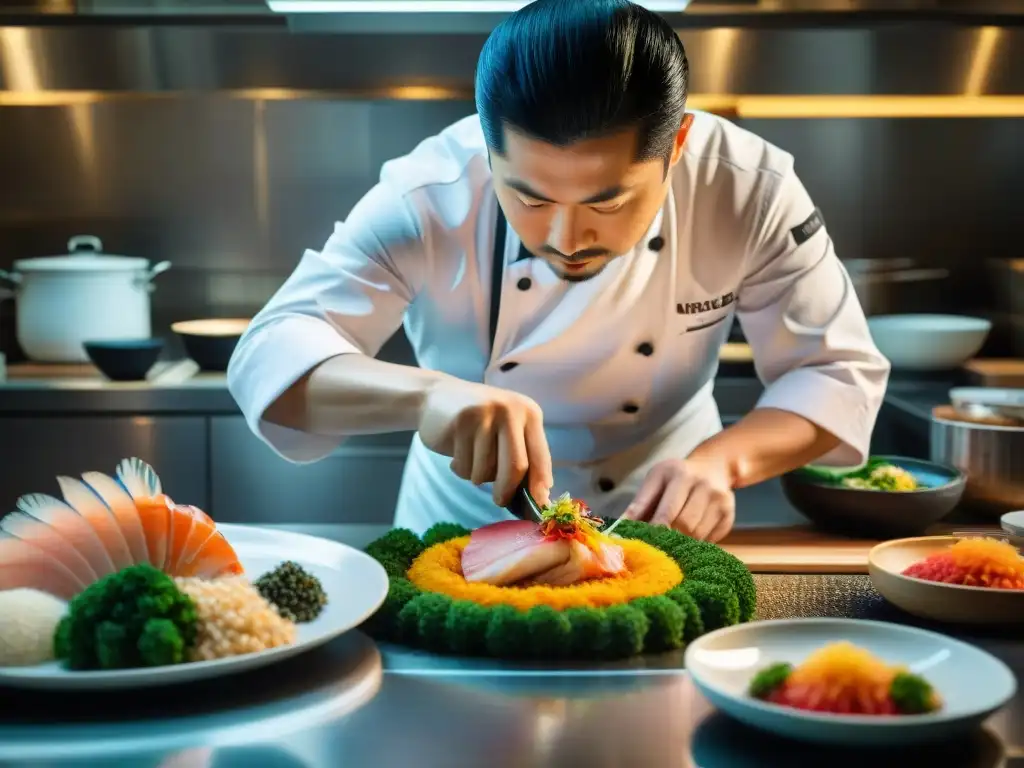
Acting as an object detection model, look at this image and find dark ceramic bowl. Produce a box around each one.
[780,455,967,539]
[83,338,164,381]
[171,318,250,372]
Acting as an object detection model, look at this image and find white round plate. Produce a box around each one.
[0,524,389,691]
[684,618,1017,747]
[1002,510,1024,538]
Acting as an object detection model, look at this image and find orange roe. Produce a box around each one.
[903,537,1024,590]
[406,536,683,610]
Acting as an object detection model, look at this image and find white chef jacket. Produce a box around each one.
[227,110,890,535]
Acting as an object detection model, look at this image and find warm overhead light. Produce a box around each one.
[266,0,689,12]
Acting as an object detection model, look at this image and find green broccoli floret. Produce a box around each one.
[413,593,454,651]
[631,596,685,652]
[137,618,187,666]
[686,566,756,623]
[683,580,740,632]
[485,605,532,658]
[891,672,940,714]
[749,662,792,698]
[665,586,705,641]
[362,577,421,641]
[364,529,424,569]
[55,563,197,671]
[524,605,572,658]
[562,607,612,657]
[373,554,410,580]
[422,522,471,548]
[602,604,649,658]
[445,600,492,655]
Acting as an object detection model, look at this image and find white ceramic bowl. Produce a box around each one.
[684,618,1017,747]
[867,314,991,371]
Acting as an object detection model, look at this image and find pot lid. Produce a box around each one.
[13,235,150,272]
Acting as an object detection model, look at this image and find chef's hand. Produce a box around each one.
[621,458,736,542]
[417,377,554,508]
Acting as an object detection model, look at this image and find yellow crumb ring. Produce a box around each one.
[407,536,683,611]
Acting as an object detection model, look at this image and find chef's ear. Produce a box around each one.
[669,113,695,167]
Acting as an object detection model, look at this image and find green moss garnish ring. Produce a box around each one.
[361,519,756,661]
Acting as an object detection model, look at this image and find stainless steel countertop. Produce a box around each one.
[1,524,1021,768]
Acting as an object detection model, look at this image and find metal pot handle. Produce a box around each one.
[0,268,20,287]
[134,260,172,291]
[68,235,103,254]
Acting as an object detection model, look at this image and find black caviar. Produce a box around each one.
[254,561,328,623]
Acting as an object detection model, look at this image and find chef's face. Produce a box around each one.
[491,115,692,283]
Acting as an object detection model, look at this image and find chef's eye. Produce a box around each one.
[591,200,626,214]
[518,196,547,209]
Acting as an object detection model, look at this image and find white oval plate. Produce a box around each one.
[684,618,1017,747]
[0,524,389,690]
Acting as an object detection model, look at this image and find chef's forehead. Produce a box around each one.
[492,124,658,191]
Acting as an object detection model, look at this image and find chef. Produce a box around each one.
[227,0,890,543]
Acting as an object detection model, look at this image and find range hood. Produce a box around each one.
[263,0,1024,35]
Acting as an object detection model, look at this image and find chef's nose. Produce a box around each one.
[547,207,595,256]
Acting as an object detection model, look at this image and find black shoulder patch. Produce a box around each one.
[790,207,825,246]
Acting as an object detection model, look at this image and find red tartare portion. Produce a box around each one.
[749,642,941,716]
[901,537,1024,590]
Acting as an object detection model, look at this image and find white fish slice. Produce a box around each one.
[0,510,98,586]
[116,457,162,499]
[57,476,134,571]
[0,532,85,601]
[81,471,150,566]
[16,493,117,579]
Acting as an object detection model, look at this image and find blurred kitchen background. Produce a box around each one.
[0,0,1021,525]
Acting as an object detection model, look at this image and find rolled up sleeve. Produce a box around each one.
[227,180,427,463]
[737,169,891,467]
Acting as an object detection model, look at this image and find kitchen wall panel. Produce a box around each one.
[0,24,1020,361]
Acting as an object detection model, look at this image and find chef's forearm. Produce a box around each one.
[687,407,842,489]
[263,353,446,436]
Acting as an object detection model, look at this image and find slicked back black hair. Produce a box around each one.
[475,0,689,164]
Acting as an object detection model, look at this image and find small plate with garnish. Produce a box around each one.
[780,456,966,539]
[684,618,1016,747]
[868,535,1024,624]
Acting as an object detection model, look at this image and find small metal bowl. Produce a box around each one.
[780,456,967,539]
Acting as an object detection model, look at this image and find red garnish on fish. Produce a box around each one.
[462,493,626,587]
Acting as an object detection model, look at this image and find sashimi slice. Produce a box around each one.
[166,506,217,573]
[0,533,84,600]
[532,539,627,587]
[57,476,134,571]
[174,523,244,578]
[80,471,150,566]
[134,498,171,569]
[115,457,162,499]
[164,506,197,572]
[462,520,571,585]
[16,493,116,579]
[0,510,98,586]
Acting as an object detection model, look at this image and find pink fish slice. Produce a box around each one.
[0,510,98,586]
[80,470,150,566]
[57,476,134,571]
[16,493,117,580]
[0,532,84,600]
[461,520,572,585]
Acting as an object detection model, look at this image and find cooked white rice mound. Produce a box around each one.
[0,588,67,666]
